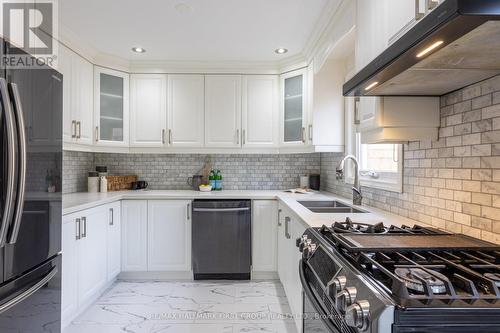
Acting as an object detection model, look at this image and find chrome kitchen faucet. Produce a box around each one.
[336,155,362,206]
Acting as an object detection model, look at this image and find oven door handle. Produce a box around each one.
[299,259,340,333]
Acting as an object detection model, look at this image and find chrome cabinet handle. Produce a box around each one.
[0,266,57,313]
[285,216,291,239]
[7,83,27,244]
[415,0,425,20]
[187,203,191,220]
[76,121,81,139]
[277,209,282,226]
[162,129,166,145]
[109,208,114,226]
[71,120,77,138]
[75,218,81,240]
[236,129,240,145]
[242,129,246,145]
[169,129,172,145]
[81,217,87,238]
[301,127,306,143]
[95,126,99,142]
[354,97,360,125]
[308,124,313,142]
[0,79,17,247]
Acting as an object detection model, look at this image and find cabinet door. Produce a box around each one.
[242,76,279,148]
[58,45,74,144]
[252,200,278,272]
[280,69,308,146]
[77,206,108,307]
[168,75,205,147]
[277,206,287,286]
[288,217,306,333]
[357,96,383,131]
[61,214,78,323]
[121,200,148,271]
[107,202,121,280]
[204,75,241,148]
[147,200,191,271]
[385,0,427,45]
[73,55,94,145]
[130,74,167,147]
[94,66,129,146]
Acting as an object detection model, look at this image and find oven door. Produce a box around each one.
[300,259,341,333]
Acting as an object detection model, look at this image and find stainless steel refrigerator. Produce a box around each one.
[0,38,62,332]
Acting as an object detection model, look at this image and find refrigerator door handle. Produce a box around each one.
[0,266,57,314]
[7,83,27,244]
[0,79,17,247]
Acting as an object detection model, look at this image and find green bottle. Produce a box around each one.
[209,170,216,190]
[215,169,222,191]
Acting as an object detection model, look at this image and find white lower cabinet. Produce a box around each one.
[147,200,191,271]
[107,201,121,279]
[62,203,117,327]
[252,200,278,273]
[121,200,148,271]
[277,204,306,333]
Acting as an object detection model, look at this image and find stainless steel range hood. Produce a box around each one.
[343,0,500,96]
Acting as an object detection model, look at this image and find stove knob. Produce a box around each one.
[327,275,347,299]
[296,235,307,248]
[335,286,357,313]
[345,300,370,331]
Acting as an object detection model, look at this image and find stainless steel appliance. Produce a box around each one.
[0,38,62,331]
[344,0,500,96]
[192,200,251,280]
[298,218,500,332]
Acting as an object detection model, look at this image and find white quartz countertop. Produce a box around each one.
[63,190,427,229]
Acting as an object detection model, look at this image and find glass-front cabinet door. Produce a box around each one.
[94,67,129,146]
[280,68,309,147]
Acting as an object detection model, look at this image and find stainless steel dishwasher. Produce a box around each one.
[192,200,251,280]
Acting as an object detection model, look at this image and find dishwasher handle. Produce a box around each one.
[192,207,250,213]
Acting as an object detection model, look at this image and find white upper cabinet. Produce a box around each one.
[168,75,205,147]
[130,74,167,147]
[242,76,279,148]
[280,68,310,147]
[59,44,93,146]
[205,75,242,148]
[385,0,442,46]
[94,67,129,147]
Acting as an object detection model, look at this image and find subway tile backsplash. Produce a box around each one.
[321,75,500,244]
[63,152,320,193]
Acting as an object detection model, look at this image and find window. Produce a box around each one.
[356,134,403,192]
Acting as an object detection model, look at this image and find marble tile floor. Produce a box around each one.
[65,280,298,333]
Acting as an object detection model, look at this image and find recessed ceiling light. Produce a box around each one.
[175,3,193,15]
[364,81,379,91]
[416,40,444,58]
[132,47,146,53]
[275,48,288,54]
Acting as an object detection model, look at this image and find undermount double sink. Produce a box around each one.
[298,200,367,214]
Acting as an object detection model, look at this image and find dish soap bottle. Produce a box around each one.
[209,170,216,190]
[215,169,222,191]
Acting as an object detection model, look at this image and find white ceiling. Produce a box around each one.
[59,0,337,63]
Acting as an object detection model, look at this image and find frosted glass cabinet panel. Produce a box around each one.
[94,67,129,146]
[281,69,308,146]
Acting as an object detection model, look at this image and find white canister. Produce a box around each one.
[300,175,310,189]
[99,176,108,193]
[88,172,99,193]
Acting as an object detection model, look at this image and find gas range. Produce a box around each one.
[297,218,500,333]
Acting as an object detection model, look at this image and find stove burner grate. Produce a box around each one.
[395,267,448,294]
